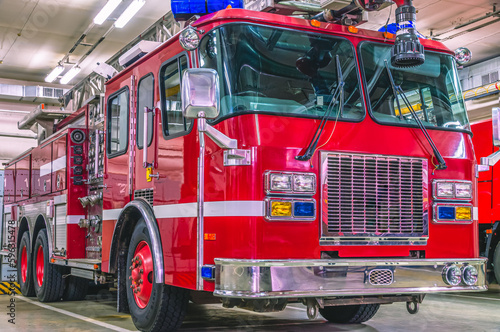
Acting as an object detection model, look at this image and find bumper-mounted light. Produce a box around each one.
[442,264,461,286]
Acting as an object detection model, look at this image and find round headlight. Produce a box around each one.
[180,27,200,51]
[461,265,478,286]
[442,265,461,286]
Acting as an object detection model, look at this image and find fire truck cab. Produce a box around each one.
[2,1,488,331]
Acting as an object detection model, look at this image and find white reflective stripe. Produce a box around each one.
[154,203,197,219]
[40,163,51,177]
[473,207,479,221]
[204,201,264,217]
[67,215,85,224]
[103,209,121,221]
[53,155,66,173]
[39,155,66,177]
[102,201,264,221]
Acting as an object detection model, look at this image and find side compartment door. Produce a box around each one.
[133,73,156,199]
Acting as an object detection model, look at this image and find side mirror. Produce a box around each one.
[493,107,500,147]
[181,68,220,119]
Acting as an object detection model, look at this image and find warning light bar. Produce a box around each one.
[171,0,244,21]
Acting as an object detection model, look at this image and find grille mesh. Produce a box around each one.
[134,188,153,205]
[323,153,426,237]
[369,269,393,285]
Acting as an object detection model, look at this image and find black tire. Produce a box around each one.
[63,276,89,301]
[17,232,35,297]
[33,229,65,302]
[319,304,380,324]
[493,243,500,284]
[127,221,189,332]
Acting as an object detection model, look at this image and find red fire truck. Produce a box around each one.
[471,113,500,282]
[1,1,488,331]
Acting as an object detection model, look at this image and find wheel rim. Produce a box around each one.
[21,246,27,283]
[129,241,153,309]
[36,245,44,287]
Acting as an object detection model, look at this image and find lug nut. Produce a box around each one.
[140,269,143,274]
[136,287,141,292]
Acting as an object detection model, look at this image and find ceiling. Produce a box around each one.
[0,0,500,86]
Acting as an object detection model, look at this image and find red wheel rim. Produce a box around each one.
[21,247,27,283]
[129,241,153,309]
[36,245,44,287]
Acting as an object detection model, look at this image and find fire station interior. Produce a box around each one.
[1,1,500,331]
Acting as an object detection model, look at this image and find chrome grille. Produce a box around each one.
[321,153,428,242]
[369,269,393,285]
[134,188,154,205]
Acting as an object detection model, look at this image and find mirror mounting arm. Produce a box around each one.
[198,112,238,150]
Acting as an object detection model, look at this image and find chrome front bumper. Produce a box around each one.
[214,258,487,298]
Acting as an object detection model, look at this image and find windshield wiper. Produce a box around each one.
[384,61,447,170]
[296,55,344,161]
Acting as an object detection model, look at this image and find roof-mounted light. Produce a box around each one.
[171,0,244,21]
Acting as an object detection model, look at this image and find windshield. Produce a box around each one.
[360,42,469,131]
[199,24,363,121]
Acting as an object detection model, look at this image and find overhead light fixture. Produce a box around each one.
[45,65,65,83]
[115,0,146,29]
[60,66,81,85]
[94,0,122,25]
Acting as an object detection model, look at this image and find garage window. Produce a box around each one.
[107,87,129,157]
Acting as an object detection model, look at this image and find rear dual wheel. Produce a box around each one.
[33,229,65,302]
[18,232,35,296]
[126,221,189,332]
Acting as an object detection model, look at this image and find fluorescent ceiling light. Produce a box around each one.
[94,0,122,25]
[45,65,65,83]
[60,66,81,85]
[115,0,146,29]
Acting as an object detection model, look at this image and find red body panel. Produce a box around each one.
[471,119,498,225]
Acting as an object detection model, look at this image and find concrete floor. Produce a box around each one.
[2,286,500,332]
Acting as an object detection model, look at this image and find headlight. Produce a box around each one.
[433,180,472,200]
[455,182,472,199]
[293,174,315,193]
[269,173,292,192]
[265,171,316,195]
[436,182,454,198]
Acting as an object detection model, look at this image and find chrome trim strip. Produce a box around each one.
[320,236,427,246]
[197,119,206,291]
[214,258,487,299]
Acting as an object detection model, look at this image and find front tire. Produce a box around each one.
[18,232,35,296]
[33,229,65,302]
[319,304,380,324]
[127,221,189,332]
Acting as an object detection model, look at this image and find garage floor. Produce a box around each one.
[2,286,500,332]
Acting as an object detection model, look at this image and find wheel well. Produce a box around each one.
[17,217,30,250]
[32,215,47,253]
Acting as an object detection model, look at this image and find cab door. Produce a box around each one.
[133,73,156,200]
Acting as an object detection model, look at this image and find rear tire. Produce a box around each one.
[127,221,189,332]
[18,232,35,297]
[493,243,500,284]
[63,276,89,301]
[33,229,65,302]
[319,304,380,324]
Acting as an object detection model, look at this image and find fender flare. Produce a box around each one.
[32,214,53,256]
[109,199,164,283]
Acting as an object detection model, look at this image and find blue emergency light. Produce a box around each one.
[172,0,244,21]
